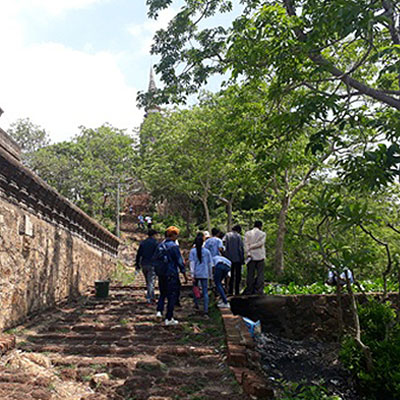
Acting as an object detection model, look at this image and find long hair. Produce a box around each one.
[194,232,204,263]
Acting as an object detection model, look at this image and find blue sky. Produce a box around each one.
[0,0,240,142]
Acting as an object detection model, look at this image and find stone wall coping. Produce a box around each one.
[0,145,120,255]
[0,127,21,161]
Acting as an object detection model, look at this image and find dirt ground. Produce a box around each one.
[256,332,361,399]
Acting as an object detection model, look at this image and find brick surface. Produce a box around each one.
[221,298,274,399]
[0,270,250,400]
[0,335,15,355]
[242,370,275,399]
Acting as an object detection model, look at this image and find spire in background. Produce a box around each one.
[148,66,157,93]
[144,66,161,117]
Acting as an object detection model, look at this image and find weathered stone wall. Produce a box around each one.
[0,130,120,331]
[231,293,398,342]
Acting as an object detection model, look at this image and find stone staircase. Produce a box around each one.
[0,283,249,400]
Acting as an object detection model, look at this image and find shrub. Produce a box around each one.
[280,382,342,400]
[340,299,400,399]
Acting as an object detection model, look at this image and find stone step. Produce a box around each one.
[0,373,48,386]
[20,343,158,357]
[7,282,251,400]
[0,382,52,399]
[25,332,180,346]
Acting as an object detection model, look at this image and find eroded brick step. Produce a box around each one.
[25,332,180,346]
[49,355,137,367]
[0,373,49,387]
[0,390,41,400]
[6,284,250,400]
[21,343,159,357]
[46,324,132,333]
[0,381,52,395]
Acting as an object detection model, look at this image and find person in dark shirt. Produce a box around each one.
[136,229,159,303]
[223,225,244,296]
[156,226,188,325]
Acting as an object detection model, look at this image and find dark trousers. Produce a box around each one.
[157,275,179,320]
[245,259,265,295]
[214,263,230,303]
[176,278,181,306]
[228,262,242,296]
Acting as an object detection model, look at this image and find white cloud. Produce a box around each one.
[127,8,178,56]
[1,43,142,141]
[18,0,108,15]
[0,1,143,142]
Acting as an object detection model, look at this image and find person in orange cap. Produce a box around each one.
[166,226,180,235]
[154,226,187,325]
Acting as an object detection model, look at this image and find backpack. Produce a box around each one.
[152,242,171,276]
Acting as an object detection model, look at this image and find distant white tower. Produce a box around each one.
[145,66,161,117]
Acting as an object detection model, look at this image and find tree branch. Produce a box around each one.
[283,0,400,111]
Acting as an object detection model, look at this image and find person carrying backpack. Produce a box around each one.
[154,226,188,326]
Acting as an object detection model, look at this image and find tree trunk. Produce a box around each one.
[345,275,373,372]
[185,206,192,237]
[273,195,290,276]
[201,195,212,233]
[226,199,233,233]
[335,281,344,339]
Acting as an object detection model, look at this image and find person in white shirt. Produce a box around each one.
[244,221,266,295]
[145,215,153,229]
[327,267,354,286]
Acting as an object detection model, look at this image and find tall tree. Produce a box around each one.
[143,0,400,185]
[30,124,137,231]
[7,118,50,167]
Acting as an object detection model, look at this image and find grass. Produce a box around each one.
[110,260,136,285]
[89,363,106,371]
[60,364,77,370]
[181,381,205,395]
[4,327,27,335]
[47,383,56,392]
[55,328,70,333]
[81,375,92,382]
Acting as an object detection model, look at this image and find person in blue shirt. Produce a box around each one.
[156,226,188,326]
[189,232,213,318]
[213,255,231,308]
[135,229,159,303]
[204,227,225,257]
[138,214,145,231]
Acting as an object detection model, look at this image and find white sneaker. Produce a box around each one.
[165,318,179,326]
[217,300,225,306]
[156,311,162,319]
[218,302,230,309]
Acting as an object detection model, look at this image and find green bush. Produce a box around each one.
[280,382,342,400]
[340,299,400,399]
[264,280,398,295]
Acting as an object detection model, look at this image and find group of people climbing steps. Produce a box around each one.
[135,221,267,326]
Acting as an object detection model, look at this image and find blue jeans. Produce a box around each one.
[194,278,209,313]
[142,264,155,301]
[157,274,180,320]
[214,263,230,304]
